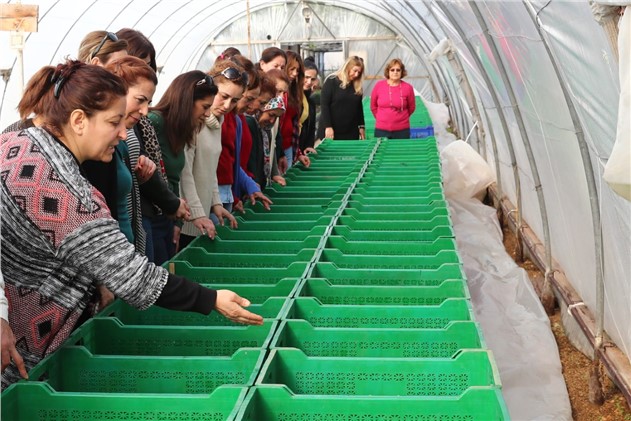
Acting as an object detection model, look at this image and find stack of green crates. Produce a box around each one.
[363,96,433,139]
[2,138,508,420]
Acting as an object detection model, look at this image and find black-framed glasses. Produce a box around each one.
[212,67,249,86]
[89,32,119,61]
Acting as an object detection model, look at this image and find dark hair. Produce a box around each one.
[116,28,157,72]
[303,58,319,74]
[266,68,290,87]
[151,70,217,153]
[105,55,158,86]
[285,50,304,110]
[257,47,287,70]
[78,30,128,64]
[384,58,407,79]
[258,71,277,98]
[18,60,127,136]
[218,47,241,60]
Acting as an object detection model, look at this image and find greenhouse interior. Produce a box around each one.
[0,0,630,420]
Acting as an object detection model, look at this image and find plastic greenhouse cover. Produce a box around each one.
[434,100,572,420]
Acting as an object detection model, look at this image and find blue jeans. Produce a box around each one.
[374,128,410,139]
[150,214,175,266]
[283,146,293,170]
[142,216,154,262]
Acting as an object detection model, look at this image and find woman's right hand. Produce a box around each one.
[214,290,264,325]
[192,217,216,240]
[1,318,27,379]
[325,127,334,139]
[173,199,191,221]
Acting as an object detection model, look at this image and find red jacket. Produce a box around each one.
[217,112,236,185]
[239,114,253,177]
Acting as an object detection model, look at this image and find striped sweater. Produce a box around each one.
[0,128,171,387]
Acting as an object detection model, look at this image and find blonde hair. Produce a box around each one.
[78,31,128,63]
[333,56,364,95]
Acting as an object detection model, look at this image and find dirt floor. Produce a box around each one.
[501,224,631,421]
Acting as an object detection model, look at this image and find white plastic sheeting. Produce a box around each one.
[433,100,572,420]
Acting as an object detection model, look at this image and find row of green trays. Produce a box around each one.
[334,215,452,232]
[341,206,449,221]
[331,225,454,241]
[346,200,449,212]
[347,192,445,205]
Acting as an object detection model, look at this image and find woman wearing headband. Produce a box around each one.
[0,60,262,387]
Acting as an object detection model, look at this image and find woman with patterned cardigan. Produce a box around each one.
[0,60,263,388]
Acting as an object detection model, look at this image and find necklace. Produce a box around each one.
[388,83,404,112]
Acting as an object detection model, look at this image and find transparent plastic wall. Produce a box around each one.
[197,2,432,99]
[431,0,631,358]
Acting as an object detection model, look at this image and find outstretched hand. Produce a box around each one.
[214,290,264,325]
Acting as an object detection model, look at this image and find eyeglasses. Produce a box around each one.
[89,32,119,61]
[390,68,402,72]
[212,67,249,86]
[196,75,215,87]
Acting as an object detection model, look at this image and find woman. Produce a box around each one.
[217,60,273,218]
[77,30,128,66]
[370,58,416,139]
[280,50,310,170]
[116,28,190,263]
[318,55,366,140]
[178,60,245,249]
[257,47,287,72]
[147,71,218,264]
[299,58,320,154]
[0,60,262,388]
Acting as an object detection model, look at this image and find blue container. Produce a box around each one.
[410,126,435,139]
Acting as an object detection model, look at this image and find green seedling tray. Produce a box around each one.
[319,249,461,269]
[1,383,247,421]
[310,262,465,286]
[66,318,276,357]
[324,236,456,255]
[256,348,501,396]
[168,261,308,284]
[341,207,449,221]
[172,249,314,268]
[348,192,445,204]
[29,346,265,394]
[98,297,288,326]
[346,200,449,212]
[336,215,452,231]
[197,279,300,304]
[332,225,454,241]
[215,225,328,241]
[298,278,467,306]
[285,297,473,328]
[270,320,484,358]
[184,236,322,254]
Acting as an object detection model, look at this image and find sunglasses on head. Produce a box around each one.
[89,32,119,61]
[212,67,249,86]
[196,74,215,87]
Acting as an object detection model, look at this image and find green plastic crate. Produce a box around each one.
[325,236,456,255]
[318,249,461,269]
[310,262,465,286]
[225,219,331,232]
[336,216,452,231]
[285,297,473,328]
[346,201,449,212]
[215,225,328,241]
[66,318,276,357]
[234,211,334,222]
[198,279,301,304]
[256,348,501,396]
[1,383,247,421]
[172,249,314,268]
[247,196,343,206]
[29,346,265,394]
[99,297,288,326]
[184,236,322,254]
[341,207,449,221]
[348,193,445,204]
[298,278,467,306]
[263,189,345,198]
[168,261,308,284]
[242,204,334,214]
[270,320,484,358]
[352,187,444,198]
[332,225,455,241]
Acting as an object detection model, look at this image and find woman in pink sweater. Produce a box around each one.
[370,58,416,139]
